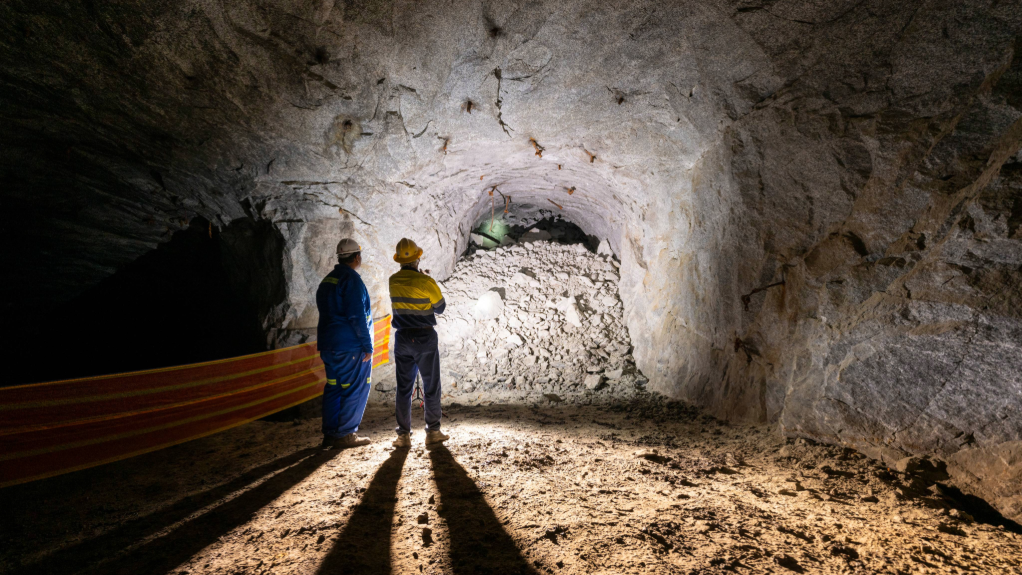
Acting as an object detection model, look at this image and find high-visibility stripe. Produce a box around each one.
[1,358,323,436]
[322,277,338,284]
[392,308,435,316]
[373,316,392,336]
[389,270,443,305]
[0,382,323,488]
[392,301,432,311]
[0,349,321,405]
[0,353,319,424]
[390,296,431,304]
[0,315,392,488]
[0,369,324,462]
[340,383,351,389]
[0,353,319,412]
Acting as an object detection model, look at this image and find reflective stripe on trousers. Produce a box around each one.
[320,350,372,438]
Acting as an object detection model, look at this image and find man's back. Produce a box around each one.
[388,269,445,330]
[317,264,372,352]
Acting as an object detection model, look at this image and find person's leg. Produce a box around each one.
[320,351,348,438]
[393,335,418,436]
[335,355,373,437]
[414,331,443,432]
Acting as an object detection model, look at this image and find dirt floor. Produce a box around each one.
[2,397,1021,575]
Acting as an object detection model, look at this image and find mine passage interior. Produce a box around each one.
[2,0,1022,573]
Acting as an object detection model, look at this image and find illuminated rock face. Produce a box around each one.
[1,1,1021,517]
[431,239,638,404]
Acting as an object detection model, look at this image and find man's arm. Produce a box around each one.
[340,277,374,353]
[428,277,446,315]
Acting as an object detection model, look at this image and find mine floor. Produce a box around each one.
[2,399,1020,575]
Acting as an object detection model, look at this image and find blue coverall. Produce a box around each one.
[316,264,373,439]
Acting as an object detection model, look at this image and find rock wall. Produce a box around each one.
[1,0,1020,518]
[711,4,1022,520]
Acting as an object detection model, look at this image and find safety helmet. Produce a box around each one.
[393,238,423,264]
[336,238,361,256]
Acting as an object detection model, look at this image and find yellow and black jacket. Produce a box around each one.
[388,268,445,330]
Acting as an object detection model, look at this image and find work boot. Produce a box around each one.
[393,434,412,448]
[425,430,449,446]
[323,433,371,449]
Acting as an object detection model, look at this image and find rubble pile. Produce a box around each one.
[435,238,644,404]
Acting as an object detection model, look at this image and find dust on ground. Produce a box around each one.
[2,398,1020,575]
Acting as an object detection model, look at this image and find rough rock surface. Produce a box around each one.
[433,240,642,404]
[2,0,1021,519]
[710,12,1022,522]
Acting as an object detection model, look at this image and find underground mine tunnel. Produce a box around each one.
[2,1,1022,574]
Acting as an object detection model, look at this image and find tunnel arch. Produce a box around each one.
[2,0,1021,521]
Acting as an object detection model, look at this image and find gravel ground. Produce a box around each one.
[3,398,1020,575]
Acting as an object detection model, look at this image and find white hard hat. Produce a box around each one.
[336,238,361,255]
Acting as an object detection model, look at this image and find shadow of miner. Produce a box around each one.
[14,447,336,575]
[317,448,409,575]
[428,445,539,575]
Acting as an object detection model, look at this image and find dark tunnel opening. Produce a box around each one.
[468,204,601,253]
[6,216,285,385]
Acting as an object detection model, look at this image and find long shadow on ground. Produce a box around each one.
[317,448,409,575]
[429,446,539,575]
[11,447,336,575]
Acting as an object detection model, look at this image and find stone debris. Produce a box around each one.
[436,240,640,404]
[473,291,504,321]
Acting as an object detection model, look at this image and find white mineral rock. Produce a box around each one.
[474,291,504,321]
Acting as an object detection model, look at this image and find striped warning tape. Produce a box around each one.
[0,315,392,487]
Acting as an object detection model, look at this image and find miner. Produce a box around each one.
[315,238,374,448]
[388,238,449,448]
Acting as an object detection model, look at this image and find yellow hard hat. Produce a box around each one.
[394,238,423,264]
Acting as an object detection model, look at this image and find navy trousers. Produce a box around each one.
[394,328,442,434]
[321,350,372,438]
